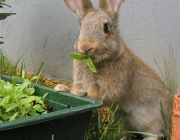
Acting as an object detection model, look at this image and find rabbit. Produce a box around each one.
[54,0,173,139]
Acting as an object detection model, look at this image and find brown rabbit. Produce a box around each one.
[54,0,173,139]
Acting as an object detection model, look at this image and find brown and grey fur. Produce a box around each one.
[54,0,173,139]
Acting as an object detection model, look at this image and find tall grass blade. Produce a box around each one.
[35,62,44,83]
[160,101,172,140]
[155,47,178,94]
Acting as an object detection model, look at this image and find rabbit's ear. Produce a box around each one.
[99,0,125,19]
[64,0,94,21]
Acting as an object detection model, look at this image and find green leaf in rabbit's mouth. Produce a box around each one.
[69,53,97,73]
[69,53,88,60]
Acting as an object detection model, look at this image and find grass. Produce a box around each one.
[154,47,179,94]
[0,49,69,88]
[160,102,172,140]
[84,103,127,140]
[0,49,28,77]
[0,49,17,76]
[84,105,158,140]
[154,47,179,140]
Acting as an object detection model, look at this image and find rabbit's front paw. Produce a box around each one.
[71,89,88,97]
[54,84,70,92]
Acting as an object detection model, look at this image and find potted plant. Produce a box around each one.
[0,75,102,140]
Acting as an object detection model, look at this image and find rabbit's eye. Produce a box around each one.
[104,23,109,34]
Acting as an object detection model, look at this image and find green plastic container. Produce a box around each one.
[0,75,102,140]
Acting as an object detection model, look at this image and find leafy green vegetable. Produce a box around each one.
[69,53,88,60]
[0,72,49,123]
[86,57,97,73]
[69,53,97,73]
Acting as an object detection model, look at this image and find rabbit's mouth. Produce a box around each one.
[77,38,117,62]
[77,48,115,63]
[77,48,109,62]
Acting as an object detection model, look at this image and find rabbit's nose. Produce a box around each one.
[78,39,93,54]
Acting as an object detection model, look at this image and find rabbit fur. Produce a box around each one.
[54,0,173,139]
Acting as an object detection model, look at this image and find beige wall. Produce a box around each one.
[0,0,179,85]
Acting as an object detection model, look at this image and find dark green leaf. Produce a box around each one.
[0,2,11,8]
[0,13,16,20]
[0,1,6,3]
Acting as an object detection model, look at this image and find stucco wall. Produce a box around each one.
[0,0,179,85]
